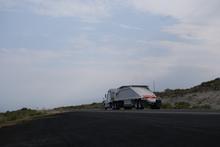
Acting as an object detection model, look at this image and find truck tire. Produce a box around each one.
[112,102,120,110]
[112,103,116,110]
[140,100,144,109]
[134,101,139,109]
[135,99,143,109]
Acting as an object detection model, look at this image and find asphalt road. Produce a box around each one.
[0,110,220,147]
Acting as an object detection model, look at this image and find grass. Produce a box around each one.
[160,102,212,110]
[192,104,211,109]
[161,103,174,109]
[174,102,191,109]
[0,108,47,127]
[54,102,103,112]
[0,103,103,127]
[156,78,220,98]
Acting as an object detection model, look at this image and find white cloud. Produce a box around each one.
[127,0,220,44]
[127,0,220,23]
[33,0,109,18]
[0,0,110,20]
[118,24,143,30]
[127,0,220,71]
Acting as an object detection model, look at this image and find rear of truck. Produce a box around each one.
[131,86,161,109]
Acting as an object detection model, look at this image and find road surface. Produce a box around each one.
[0,110,220,147]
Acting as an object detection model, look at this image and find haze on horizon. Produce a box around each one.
[0,0,220,112]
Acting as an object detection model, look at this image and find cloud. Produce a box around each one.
[118,24,143,30]
[127,0,220,44]
[127,0,220,22]
[126,0,220,71]
[0,0,110,20]
[0,0,18,11]
[33,0,109,19]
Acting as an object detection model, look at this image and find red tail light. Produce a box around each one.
[143,95,156,99]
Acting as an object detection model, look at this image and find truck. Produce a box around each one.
[103,85,161,109]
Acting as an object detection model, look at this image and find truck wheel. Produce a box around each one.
[140,101,144,109]
[115,103,120,110]
[113,103,116,110]
[135,102,138,109]
[135,100,141,109]
[112,102,119,110]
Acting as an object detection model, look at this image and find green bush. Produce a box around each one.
[192,104,211,109]
[200,104,211,109]
[161,103,173,109]
[55,102,103,111]
[0,108,44,125]
[174,102,191,109]
[0,115,6,124]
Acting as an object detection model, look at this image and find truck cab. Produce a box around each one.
[104,89,116,109]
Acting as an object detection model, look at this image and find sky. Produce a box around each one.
[0,0,220,111]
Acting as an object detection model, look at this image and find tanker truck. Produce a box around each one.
[103,85,161,109]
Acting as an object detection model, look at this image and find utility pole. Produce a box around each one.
[153,80,156,92]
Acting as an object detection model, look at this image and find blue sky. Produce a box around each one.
[0,0,220,111]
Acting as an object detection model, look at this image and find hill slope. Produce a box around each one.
[156,78,220,109]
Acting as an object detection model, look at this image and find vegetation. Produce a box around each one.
[156,78,220,98]
[161,102,192,109]
[54,102,103,112]
[160,102,212,109]
[0,108,45,127]
[174,102,191,109]
[192,104,211,109]
[161,103,174,109]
